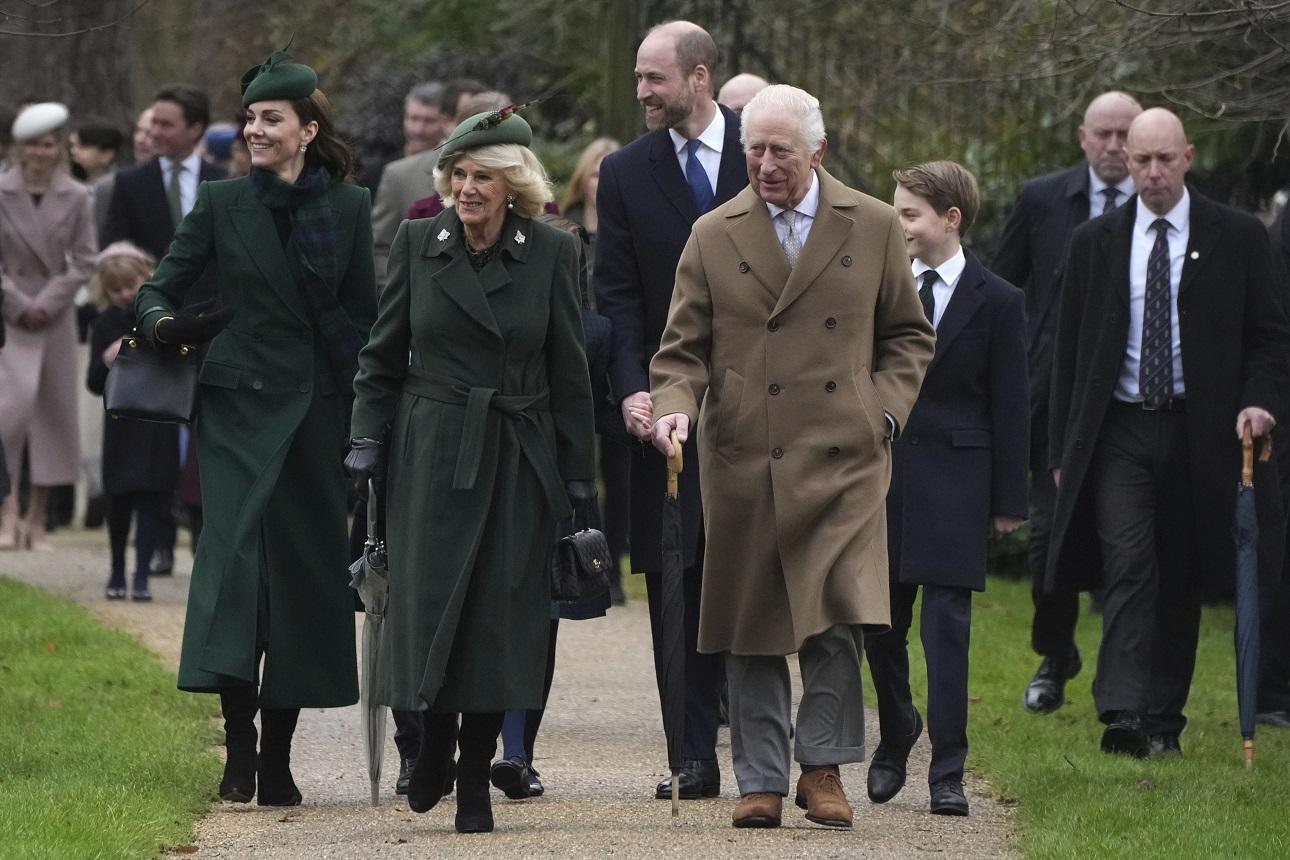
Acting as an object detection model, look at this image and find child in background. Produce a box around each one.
[86,242,179,601]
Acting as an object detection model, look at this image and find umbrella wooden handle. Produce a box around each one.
[666,429,683,496]
[1242,426,1254,485]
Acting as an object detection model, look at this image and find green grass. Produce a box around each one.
[0,578,220,859]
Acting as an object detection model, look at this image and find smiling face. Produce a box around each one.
[635,31,699,132]
[243,100,317,179]
[450,155,509,239]
[743,107,823,209]
[893,184,959,266]
[148,100,204,161]
[19,133,62,177]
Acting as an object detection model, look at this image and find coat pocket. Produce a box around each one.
[851,366,886,450]
[199,361,241,390]
[714,368,745,460]
[950,428,992,448]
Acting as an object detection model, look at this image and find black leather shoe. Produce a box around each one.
[1100,711,1149,758]
[150,547,174,576]
[867,707,923,804]
[527,764,544,797]
[1023,648,1082,714]
[395,755,415,795]
[105,583,127,600]
[655,758,720,799]
[490,756,533,800]
[1256,710,1290,728]
[930,780,969,816]
[1148,734,1182,758]
[130,587,152,602]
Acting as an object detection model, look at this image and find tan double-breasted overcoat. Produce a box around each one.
[650,168,935,656]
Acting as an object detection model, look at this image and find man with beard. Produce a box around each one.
[595,19,748,800]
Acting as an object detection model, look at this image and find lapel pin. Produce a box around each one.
[437,229,450,241]
[514,230,526,245]
[1189,250,1199,260]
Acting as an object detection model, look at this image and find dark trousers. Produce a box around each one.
[599,434,632,564]
[644,538,722,762]
[106,490,170,589]
[1090,403,1199,736]
[1260,562,1290,713]
[501,619,560,763]
[865,582,973,785]
[1029,465,1080,657]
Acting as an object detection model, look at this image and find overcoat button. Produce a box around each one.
[910,437,920,445]
[767,320,780,332]
[739,261,750,273]
[825,317,837,329]
[768,384,781,395]
[825,381,836,392]
[841,256,853,267]
[251,380,264,391]
[827,446,840,457]
[771,447,784,459]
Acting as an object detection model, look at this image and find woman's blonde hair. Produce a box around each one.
[559,137,620,213]
[434,143,553,218]
[88,243,155,308]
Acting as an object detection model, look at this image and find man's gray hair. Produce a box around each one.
[740,84,826,154]
[406,81,444,107]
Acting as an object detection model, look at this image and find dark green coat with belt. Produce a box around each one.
[136,176,376,708]
[351,209,594,712]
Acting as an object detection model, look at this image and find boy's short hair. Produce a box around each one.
[892,160,980,236]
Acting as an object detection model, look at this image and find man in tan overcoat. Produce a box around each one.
[650,85,935,829]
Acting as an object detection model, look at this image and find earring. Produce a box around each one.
[506,195,515,210]
[299,142,308,153]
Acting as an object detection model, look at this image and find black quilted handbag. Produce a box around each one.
[104,334,199,424]
[550,498,613,603]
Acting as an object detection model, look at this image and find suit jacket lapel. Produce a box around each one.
[421,212,502,339]
[0,170,63,272]
[1104,201,1135,309]
[726,187,790,304]
[772,168,853,318]
[1178,190,1222,303]
[228,182,311,326]
[1063,163,1091,225]
[714,104,746,204]
[143,159,177,235]
[928,252,985,372]
[649,131,700,224]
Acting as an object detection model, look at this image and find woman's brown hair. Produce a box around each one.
[289,89,356,182]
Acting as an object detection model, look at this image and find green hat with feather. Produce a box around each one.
[240,50,318,107]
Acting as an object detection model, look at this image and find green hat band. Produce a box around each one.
[435,109,532,169]
[241,50,318,107]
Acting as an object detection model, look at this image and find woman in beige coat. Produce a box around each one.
[0,103,96,550]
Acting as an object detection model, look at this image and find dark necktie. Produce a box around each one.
[1139,219,1174,408]
[685,138,714,214]
[167,161,185,227]
[918,269,938,325]
[1100,186,1120,216]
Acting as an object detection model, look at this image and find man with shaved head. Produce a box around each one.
[1047,108,1288,757]
[595,19,749,801]
[718,72,769,114]
[994,91,1143,715]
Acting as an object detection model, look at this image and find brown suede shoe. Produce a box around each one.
[732,792,783,828]
[794,767,854,828]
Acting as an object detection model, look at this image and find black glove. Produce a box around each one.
[344,438,386,498]
[566,479,595,507]
[155,298,235,346]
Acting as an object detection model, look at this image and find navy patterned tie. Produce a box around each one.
[1139,219,1173,408]
[1100,187,1119,216]
[685,138,714,214]
[918,270,938,325]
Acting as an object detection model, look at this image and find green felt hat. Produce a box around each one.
[240,50,318,107]
[435,108,532,169]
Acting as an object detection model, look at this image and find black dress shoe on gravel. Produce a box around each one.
[867,707,923,804]
[105,584,127,600]
[655,758,720,799]
[1256,710,1290,728]
[930,780,969,816]
[1148,734,1182,758]
[395,755,415,795]
[527,764,544,797]
[1023,647,1082,714]
[130,587,153,602]
[490,756,533,800]
[1101,711,1149,758]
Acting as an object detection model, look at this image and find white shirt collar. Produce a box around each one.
[668,104,725,157]
[766,169,820,221]
[158,151,202,175]
[1088,166,1135,200]
[911,246,966,288]
[1134,187,1191,237]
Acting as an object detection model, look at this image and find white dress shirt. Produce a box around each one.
[766,171,821,246]
[1088,167,1135,218]
[669,105,724,196]
[1116,189,1190,402]
[158,151,203,218]
[911,247,966,330]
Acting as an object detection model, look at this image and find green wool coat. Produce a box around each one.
[351,209,595,712]
[136,176,376,708]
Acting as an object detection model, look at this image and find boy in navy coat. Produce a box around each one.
[864,161,1028,816]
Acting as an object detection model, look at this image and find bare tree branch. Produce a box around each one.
[0,0,150,37]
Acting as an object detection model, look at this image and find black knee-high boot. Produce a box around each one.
[455,712,503,834]
[257,707,302,806]
[218,687,259,802]
[408,711,458,813]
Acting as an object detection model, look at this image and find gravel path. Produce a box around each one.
[3,529,1016,858]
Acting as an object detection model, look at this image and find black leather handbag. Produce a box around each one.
[104,334,199,424]
[550,498,613,603]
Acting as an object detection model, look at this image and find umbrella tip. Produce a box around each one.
[1243,738,1255,768]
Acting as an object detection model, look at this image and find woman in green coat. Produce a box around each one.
[347,111,595,833]
[134,53,375,806]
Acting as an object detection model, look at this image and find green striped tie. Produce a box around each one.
[167,161,184,227]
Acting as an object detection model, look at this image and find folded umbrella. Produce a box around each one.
[1233,426,1268,768]
[660,430,685,817]
[348,478,390,805]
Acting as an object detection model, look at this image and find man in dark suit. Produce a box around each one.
[102,85,225,577]
[1048,108,1288,757]
[865,161,1027,817]
[993,91,1142,714]
[595,19,748,799]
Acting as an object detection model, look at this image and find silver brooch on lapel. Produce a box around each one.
[437,229,451,241]
[514,229,526,245]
